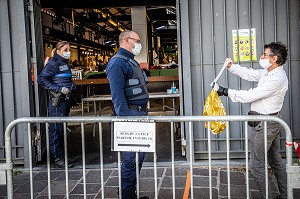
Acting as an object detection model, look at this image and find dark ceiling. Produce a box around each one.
[41,0,177,47]
[41,0,176,8]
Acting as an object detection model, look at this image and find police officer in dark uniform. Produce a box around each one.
[37,41,76,168]
[106,30,149,199]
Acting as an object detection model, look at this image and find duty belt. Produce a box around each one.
[128,104,147,112]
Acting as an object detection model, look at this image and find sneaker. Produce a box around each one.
[55,158,74,168]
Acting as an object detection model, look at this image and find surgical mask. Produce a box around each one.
[62,51,71,59]
[132,43,142,56]
[259,58,272,69]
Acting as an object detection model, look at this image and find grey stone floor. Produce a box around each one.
[2,164,299,199]
[1,102,299,198]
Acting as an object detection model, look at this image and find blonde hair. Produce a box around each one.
[51,41,69,57]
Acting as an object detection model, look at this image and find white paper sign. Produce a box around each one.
[113,122,156,152]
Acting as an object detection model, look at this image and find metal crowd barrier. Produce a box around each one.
[2,115,298,199]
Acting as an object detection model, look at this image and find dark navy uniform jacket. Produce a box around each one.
[106,48,148,116]
[37,53,76,93]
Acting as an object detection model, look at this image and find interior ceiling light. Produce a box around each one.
[156,25,165,30]
[104,40,112,44]
[93,9,107,18]
[92,9,126,32]
[108,19,118,27]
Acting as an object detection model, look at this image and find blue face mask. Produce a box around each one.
[62,51,71,59]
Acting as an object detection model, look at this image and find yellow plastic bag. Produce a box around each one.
[203,89,226,134]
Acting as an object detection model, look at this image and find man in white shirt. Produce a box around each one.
[216,42,288,199]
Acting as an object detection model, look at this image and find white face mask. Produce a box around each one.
[259,58,272,69]
[62,51,71,59]
[132,43,142,56]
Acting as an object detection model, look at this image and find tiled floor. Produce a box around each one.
[2,165,298,199]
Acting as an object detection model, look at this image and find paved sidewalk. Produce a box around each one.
[2,163,298,199]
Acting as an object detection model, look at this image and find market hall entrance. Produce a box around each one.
[36,0,184,166]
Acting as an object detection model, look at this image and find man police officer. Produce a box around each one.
[106,30,149,199]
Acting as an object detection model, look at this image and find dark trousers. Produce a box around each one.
[118,109,148,199]
[250,116,287,199]
[121,152,145,199]
[48,98,71,160]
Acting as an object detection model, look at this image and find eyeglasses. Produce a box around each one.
[263,53,274,57]
[128,37,141,44]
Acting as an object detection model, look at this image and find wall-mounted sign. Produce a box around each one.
[232,28,257,62]
[113,122,156,152]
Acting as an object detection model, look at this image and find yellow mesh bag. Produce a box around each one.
[203,89,226,134]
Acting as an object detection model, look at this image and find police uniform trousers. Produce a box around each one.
[121,108,148,199]
[48,98,71,160]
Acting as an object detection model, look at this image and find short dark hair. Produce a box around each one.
[264,42,288,66]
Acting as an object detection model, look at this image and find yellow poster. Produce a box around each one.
[232,28,257,62]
